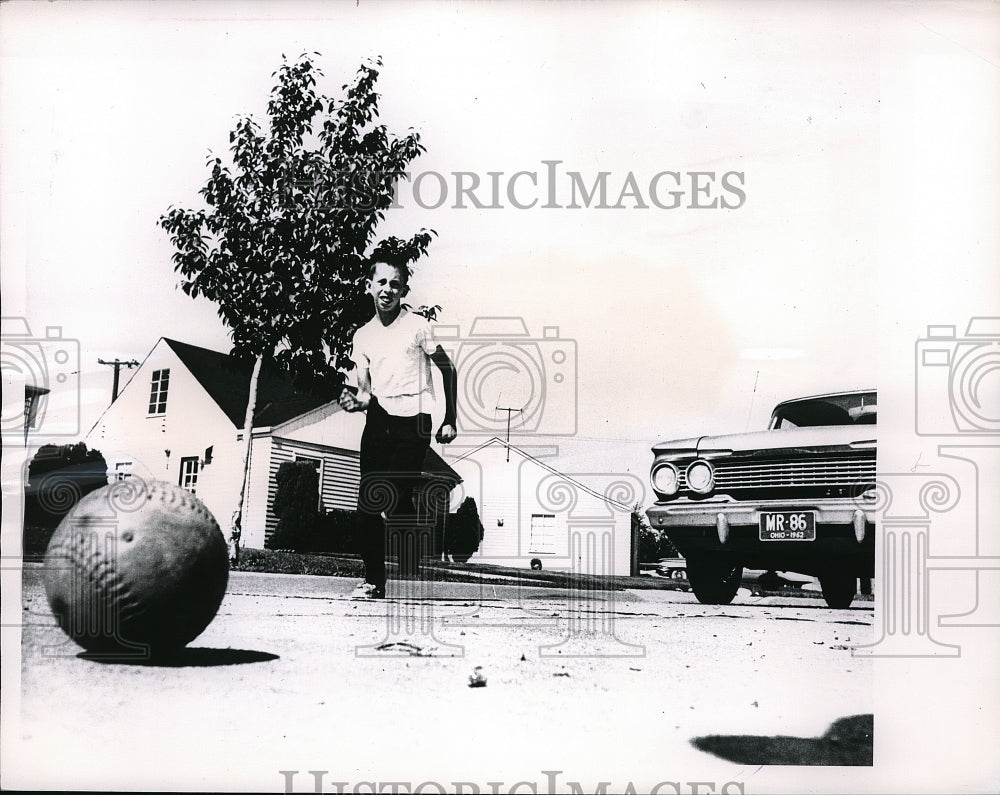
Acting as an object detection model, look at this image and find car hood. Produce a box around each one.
[652,425,876,457]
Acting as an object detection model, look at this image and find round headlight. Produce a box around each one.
[686,460,715,494]
[651,463,680,497]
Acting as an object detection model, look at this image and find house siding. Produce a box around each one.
[263,438,361,545]
[239,435,273,550]
[447,440,635,576]
[86,339,242,533]
[86,338,456,554]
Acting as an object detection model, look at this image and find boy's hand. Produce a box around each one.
[338,387,369,412]
[436,423,457,444]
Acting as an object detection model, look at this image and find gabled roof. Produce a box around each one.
[163,338,332,429]
[165,338,460,485]
[421,447,463,485]
[450,436,632,511]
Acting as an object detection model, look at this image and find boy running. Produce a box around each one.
[339,259,457,598]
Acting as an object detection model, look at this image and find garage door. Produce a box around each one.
[529,513,556,555]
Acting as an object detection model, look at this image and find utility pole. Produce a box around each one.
[98,358,140,404]
[496,406,522,462]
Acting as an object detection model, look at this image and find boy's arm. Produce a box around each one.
[339,365,372,412]
[430,345,457,443]
[340,331,371,412]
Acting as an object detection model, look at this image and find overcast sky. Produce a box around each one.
[2,2,996,475]
[1,0,890,479]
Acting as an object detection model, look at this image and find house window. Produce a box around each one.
[114,461,134,481]
[179,457,199,493]
[529,513,556,555]
[148,369,170,415]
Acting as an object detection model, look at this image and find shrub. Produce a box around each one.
[268,461,320,551]
[447,496,485,563]
[314,508,360,554]
[634,510,679,562]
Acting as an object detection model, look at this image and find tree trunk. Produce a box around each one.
[228,354,263,564]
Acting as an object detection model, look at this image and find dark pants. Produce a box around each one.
[358,399,432,587]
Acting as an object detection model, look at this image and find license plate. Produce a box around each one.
[759,511,816,541]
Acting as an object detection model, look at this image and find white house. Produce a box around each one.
[87,338,459,549]
[444,437,638,576]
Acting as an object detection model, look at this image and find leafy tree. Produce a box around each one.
[159,53,435,561]
[28,442,106,477]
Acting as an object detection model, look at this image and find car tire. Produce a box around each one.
[671,569,687,580]
[819,573,857,608]
[686,557,742,605]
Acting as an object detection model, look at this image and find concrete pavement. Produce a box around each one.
[8,566,874,793]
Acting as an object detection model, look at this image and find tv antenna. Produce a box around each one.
[496,402,522,462]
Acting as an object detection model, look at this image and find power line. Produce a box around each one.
[97,358,140,404]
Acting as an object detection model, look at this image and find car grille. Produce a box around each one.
[681,453,875,498]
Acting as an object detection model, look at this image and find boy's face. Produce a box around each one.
[366,262,409,314]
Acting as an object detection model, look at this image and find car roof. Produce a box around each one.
[772,389,877,409]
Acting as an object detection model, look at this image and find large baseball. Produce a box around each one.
[43,480,229,657]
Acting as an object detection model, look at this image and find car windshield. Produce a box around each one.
[769,391,877,429]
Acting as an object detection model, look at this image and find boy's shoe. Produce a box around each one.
[350,582,385,600]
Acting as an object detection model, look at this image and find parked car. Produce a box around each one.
[657,557,688,579]
[645,390,876,608]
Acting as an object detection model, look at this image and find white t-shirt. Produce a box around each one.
[351,308,437,417]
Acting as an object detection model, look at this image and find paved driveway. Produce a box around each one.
[8,566,874,793]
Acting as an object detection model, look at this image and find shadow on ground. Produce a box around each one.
[691,714,873,766]
[78,648,279,667]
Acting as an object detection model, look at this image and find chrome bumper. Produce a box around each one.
[646,497,875,544]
